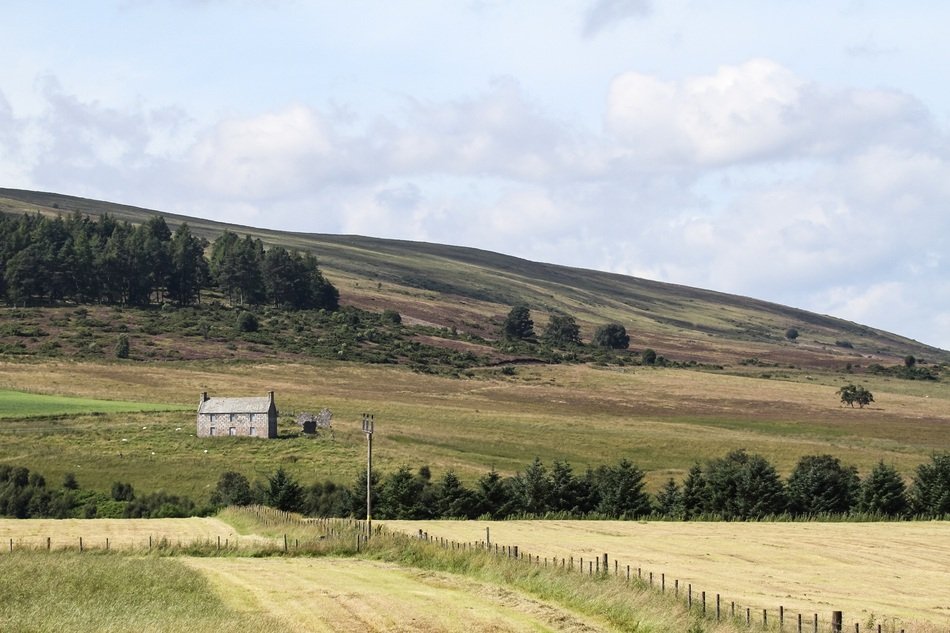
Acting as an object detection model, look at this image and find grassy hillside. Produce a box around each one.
[1,359,947,500]
[2,187,946,370]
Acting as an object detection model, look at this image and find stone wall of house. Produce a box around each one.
[196,412,276,438]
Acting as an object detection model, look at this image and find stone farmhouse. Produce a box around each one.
[197,391,278,438]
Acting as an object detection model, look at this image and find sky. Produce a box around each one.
[1,1,948,350]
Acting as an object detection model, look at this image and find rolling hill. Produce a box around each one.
[1,187,945,370]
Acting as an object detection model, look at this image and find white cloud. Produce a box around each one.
[605,59,933,167]
[582,0,652,37]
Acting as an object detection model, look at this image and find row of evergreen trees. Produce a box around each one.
[0,212,338,310]
[214,451,950,520]
[5,452,947,521]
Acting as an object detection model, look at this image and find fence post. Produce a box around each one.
[603,553,608,574]
[688,584,692,609]
[781,606,785,630]
[662,573,665,593]
[716,594,720,621]
[764,609,768,627]
[702,591,706,616]
[814,614,818,633]
[626,565,630,581]
[650,571,653,587]
[513,546,518,559]
[79,537,83,553]
[675,579,679,597]
[832,611,843,633]
[47,537,50,551]
[798,613,803,633]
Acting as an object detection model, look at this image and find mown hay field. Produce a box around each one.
[0,517,275,550]
[384,520,950,629]
[187,556,625,633]
[1,359,948,498]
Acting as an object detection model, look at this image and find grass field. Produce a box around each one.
[0,388,187,418]
[384,520,950,629]
[0,552,283,633]
[0,359,948,499]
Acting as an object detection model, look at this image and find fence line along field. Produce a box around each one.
[0,517,275,550]
[383,519,950,630]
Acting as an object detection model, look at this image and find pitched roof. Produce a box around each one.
[198,397,274,415]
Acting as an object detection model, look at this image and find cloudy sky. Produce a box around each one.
[1,2,948,349]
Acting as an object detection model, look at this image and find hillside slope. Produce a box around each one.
[1,187,945,369]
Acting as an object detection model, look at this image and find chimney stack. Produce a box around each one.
[200,391,208,404]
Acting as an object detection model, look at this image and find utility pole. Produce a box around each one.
[362,413,374,537]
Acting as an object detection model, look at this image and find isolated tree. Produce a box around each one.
[785,328,799,341]
[904,355,917,368]
[859,461,908,516]
[593,323,629,350]
[542,313,581,347]
[837,384,874,408]
[786,454,859,516]
[910,453,950,516]
[502,305,535,341]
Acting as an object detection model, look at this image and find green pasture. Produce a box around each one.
[0,389,187,419]
[0,359,948,504]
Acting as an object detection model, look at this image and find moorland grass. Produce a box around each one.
[0,551,281,633]
[0,359,948,501]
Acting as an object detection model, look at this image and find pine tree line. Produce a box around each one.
[215,451,950,520]
[0,212,338,310]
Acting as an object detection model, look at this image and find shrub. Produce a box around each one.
[785,328,799,340]
[114,334,130,359]
[236,311,259,333]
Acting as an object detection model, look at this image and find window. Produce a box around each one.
[228,427,236,436]
[209,426,215,436]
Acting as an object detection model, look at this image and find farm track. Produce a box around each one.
[184,556,615,633]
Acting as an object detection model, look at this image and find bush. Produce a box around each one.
[593,323,629,349]
[236,311,259,333]
[785,328,799,340]
[114,334,130,359]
